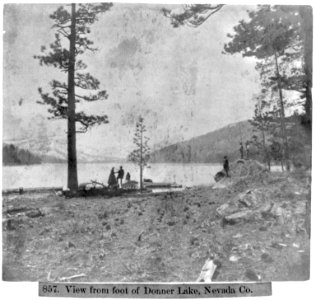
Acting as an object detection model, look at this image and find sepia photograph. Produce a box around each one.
[2,0,312,285]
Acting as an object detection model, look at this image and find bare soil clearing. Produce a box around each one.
[2,169,310,282]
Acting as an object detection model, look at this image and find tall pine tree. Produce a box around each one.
[223,5,305,170]
[128,117,150,191]
[34,3,112,191]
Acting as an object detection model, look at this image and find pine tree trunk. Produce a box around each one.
[67,3,78,191]
[274,52,290,171]
[140,128,143,191]
[299,6,313,127]
[140,164,143,191]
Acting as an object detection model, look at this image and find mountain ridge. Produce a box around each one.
[150,120,254,163]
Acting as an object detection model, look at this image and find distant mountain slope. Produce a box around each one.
[150,121,254,163]
[3,114,123,163]
[3,144,41,165]
[2,143,66,165]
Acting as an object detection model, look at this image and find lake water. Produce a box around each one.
[2,163,223,190]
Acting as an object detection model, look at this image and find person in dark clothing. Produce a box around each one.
[239,142,244,159]
[126,172,131,182]
[245,141,250,159]
[223,156,230,177]
[116,166,125,188]
[108,167,117,188]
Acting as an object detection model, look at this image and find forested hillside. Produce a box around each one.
[2,144,65,165]
[150,121,253,163]
[150,117,311,166]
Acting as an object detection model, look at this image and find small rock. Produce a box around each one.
[39,228,50,235]
[270,204,287,224]
[245,269,260,281]
[294,202,306,215]
[68,241,76,248]
[232,233,243,239]
[214,171,226,182]
[224,210,253,225]
[229,255,239,262]
[111,232,117,238]
[26,209,44,218]
[271,242,287,249]
[105,224,111,231]
[259,202,272,215]
[190,237,199,246]
[98,211,108,220]
[216,203,239,217]
[3,219,19,231]
[270,204,284,217]
[261,253,273,263]
[238,195,252,207]
[167,221,176,226]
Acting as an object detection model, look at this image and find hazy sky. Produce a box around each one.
[3,3,261,158]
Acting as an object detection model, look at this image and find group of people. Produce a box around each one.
[239,141,250,160]
[108,166,131,189]
[222,141,251,178]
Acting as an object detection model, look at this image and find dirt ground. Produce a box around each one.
[2,170,310,282]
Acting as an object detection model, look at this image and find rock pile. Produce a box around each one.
[213,159,269,189]
[216,183,307,230]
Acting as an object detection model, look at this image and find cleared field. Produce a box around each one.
[2,170,310,282]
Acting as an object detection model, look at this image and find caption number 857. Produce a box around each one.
[42,285,59,293]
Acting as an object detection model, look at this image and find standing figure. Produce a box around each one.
[126,172,131,182]
[246,141,250,160]
[108,167,117,189]
[223,156,230,177]
[116,166,125,188]
[239,142,244,159]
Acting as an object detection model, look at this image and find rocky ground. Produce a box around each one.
[2,161,310,282]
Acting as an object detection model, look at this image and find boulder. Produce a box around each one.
[3,218,19,231]
[216,202,238,217]
[238,189,261,207]
[294,202,306,215]
[26,209,44,218]
[259,202,273,217]
[261,253,273,263]
[224,210,254,224]
[269,203,289,224]
[245,269,261,281]
[214,171,226,182]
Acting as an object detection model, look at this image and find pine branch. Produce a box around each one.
[37,88,68,119]
[162,4,224,28]
[75,72,100,89]
[75,112,109,132]
[75,90,108,102]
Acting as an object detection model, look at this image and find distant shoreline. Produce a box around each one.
[3,161,224,167]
